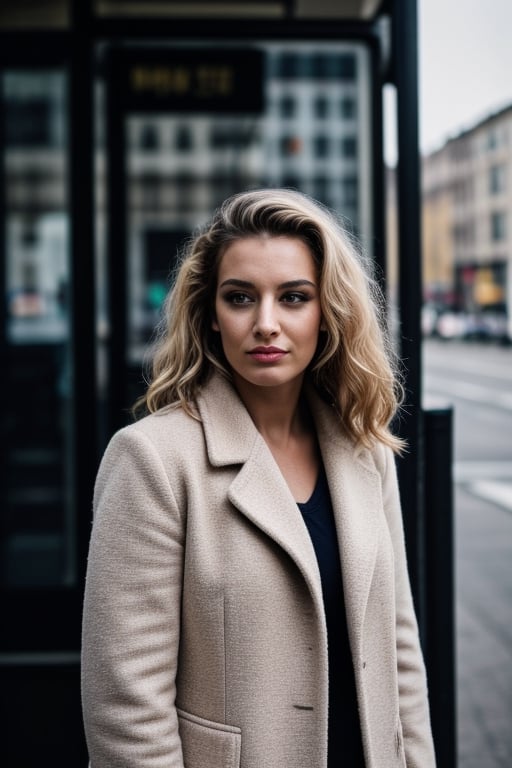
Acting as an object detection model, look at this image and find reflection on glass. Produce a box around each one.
[122,42,372,396]
[1,71,74,588]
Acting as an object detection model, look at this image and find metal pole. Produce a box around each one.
[424,406,457,767]
[391,0,426,639]
[105,48,129,437]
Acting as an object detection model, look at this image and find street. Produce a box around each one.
[423,339,512,768]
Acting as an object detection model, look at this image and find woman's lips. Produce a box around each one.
[247,347,288,363]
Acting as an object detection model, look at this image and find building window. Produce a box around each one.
[279,95,296,118]
[275,52,356,80]
[340,97,356,119]
[282,174,300,190]
[313,96,329,119]
[139,124,159,151]
[311,53,356,80]
[210,125,248,150]
[491,211,506,241]
[5,98,52,147]
[336,53,356,80]
[311,54,330,79]
[175,125,193,151]
[490,165,506,194]
[210,126,229,149]
[341,136,357,158]
[313,135,329,158]
[342,176,359,206]
[276,53,300,79]
[453,221,475,248]
[487,128,498,151]
[313,175,329,201]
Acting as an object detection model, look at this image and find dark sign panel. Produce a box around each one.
[110,48,264,114]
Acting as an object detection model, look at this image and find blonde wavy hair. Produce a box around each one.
[135,188,404,452]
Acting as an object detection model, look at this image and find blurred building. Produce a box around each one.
[421,104,512,341]
[6,46,372,366]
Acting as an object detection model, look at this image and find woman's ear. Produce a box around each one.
[212,316,220,332]
[320,317,327,332]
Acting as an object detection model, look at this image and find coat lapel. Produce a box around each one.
[308,387,381,654]
[197,373,324,611]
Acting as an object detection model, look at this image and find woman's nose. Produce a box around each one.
[253,300,280,338]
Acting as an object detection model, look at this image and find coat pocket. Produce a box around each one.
[177,708,241,768]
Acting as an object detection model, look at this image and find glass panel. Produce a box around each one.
[122,41,372,399]
[1,71,74,588]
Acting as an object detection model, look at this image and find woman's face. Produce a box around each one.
[213,235,323,394]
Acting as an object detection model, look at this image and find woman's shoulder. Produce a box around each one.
[134,402,200,434]
[106,403,206,465]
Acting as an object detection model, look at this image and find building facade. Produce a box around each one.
[422,105,512,341]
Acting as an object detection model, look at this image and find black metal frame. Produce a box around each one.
[389,0,425,625]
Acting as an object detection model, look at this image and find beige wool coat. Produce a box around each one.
[81,372,436,768]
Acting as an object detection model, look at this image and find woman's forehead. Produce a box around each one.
[217,236,318,285]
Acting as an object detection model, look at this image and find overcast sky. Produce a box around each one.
[419,0,512,152]
[385,0,512,163]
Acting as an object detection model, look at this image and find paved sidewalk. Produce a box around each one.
[455,485,512,768]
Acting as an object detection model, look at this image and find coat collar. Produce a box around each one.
[196,372,382,649]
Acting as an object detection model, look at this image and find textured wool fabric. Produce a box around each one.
[81,372,436,768]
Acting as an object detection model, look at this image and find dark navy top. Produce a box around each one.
[298,466,365,767]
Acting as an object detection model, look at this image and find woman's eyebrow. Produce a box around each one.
[219,279,254,289]
[219,278,317,289]
[278,279,317,289]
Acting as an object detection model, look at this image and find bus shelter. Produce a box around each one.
[0,1,454,765]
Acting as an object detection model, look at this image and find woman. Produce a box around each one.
[81,189,436,767]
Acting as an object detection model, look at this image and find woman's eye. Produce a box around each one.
[225,292,253,305]
[281,292,308,304]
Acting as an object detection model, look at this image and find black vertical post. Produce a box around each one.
[0,66,7,528]
[370,30,386,284]
[69,0,97,576]
[106,49,129,436]
[69,1,96,763]
[424,406,457,767]
[391,0,426,640]
[391,4,457,762]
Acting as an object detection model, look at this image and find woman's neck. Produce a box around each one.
[232,375,310,447]
[232,374,320,502]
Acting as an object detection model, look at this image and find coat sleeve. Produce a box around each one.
[81,425,186,767]
[380,445,437,768]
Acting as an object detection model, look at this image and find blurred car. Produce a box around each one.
[435,311,468,340]
[423,305,510,343]
[464,311,509,343]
